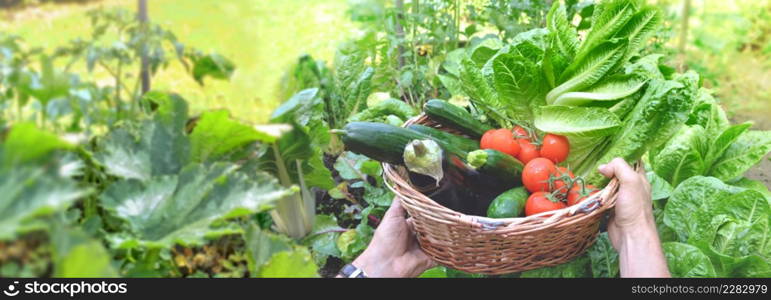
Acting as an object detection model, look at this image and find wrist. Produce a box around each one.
[615,218,659,252]
[352,250,400,277]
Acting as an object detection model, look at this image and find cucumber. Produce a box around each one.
[423,99,492,139]
[407,124,480,153]
[467,149,524,186]
[338,122,468,165]
[487,187,528,218]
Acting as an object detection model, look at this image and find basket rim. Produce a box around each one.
[383,114,631,234]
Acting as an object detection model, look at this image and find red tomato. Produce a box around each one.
[482,129,520,157]
[480,129,496,150]
[525,192,567,216]
[516,139,539,164]
[540,134,570,164]
[551,167,576,197]
[513,126,529,139]
[522,158,556,193]
[567,184,599,206]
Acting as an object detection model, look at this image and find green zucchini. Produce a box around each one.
[407,124,480,153]
[338,122,467,165]
[467,149,524,186]
[423,99,492,139]
[487,187,528,218]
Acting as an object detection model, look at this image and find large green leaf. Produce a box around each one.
[652,125,707,187]
[708,130,771,182]
[614,6,661,66]
[552,74,646,106]
[190,110,277,162]
[663,242,716,278]
[687,89,730,138]
[244,224,292,276]
[0,167,87,240]
[244,226,319,278]
[0,124,86,240]
[688,189,770,277]
[546,1,578,61]
[547,40,628,105]
[647,171,673,201]
[534,105,621,171]
[578,0,637,59]
[258,247,319,278]
[586,72,697,186]
[543,1,578,87]
[704,122,752,168]
[50,225,118,277]
[491,52,540,121]
[731,177,771,204]
[459,57,502,125]
[96,93,190,181]
[663,176,745,242]
[302,214,343,264]
[100,163,293,249]
[1,122,73,168]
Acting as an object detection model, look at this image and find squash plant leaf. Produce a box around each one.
[190,110,277,162]
[50,223,118,277]
[0,125,87,240]
[96,93,191,181]
[101,163,293,250]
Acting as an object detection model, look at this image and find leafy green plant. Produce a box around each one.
[259,88,334,239]
[89,92,295,276]
[651,90,771,186]
[661,176,770,277]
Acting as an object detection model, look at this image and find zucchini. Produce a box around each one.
[338,122,467,165]
[487,187,528,218]
[423,99,492,139]
[467,149,524,186]
[407,124,480,153]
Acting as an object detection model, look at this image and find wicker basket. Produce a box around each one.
[383,114,631,275]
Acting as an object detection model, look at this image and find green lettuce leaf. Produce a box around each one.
[663,176,745,242]
[708,130,771,182]
[552,74,646,106]
[547,39,628,105]
[652,125,707,187]
[663,242,717,277]
[534,106,621,172]
[688,190,770,277]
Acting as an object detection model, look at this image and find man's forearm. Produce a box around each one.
[616,221,671,278]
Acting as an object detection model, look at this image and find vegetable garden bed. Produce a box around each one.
[1,0,769,278]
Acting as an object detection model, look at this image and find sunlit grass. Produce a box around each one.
[1,0,356,123]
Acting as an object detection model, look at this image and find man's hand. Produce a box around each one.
[351,199,435,277]
[598,158,670,278]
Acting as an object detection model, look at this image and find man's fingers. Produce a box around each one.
[384,197,406,219]
[599,158,640,184]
